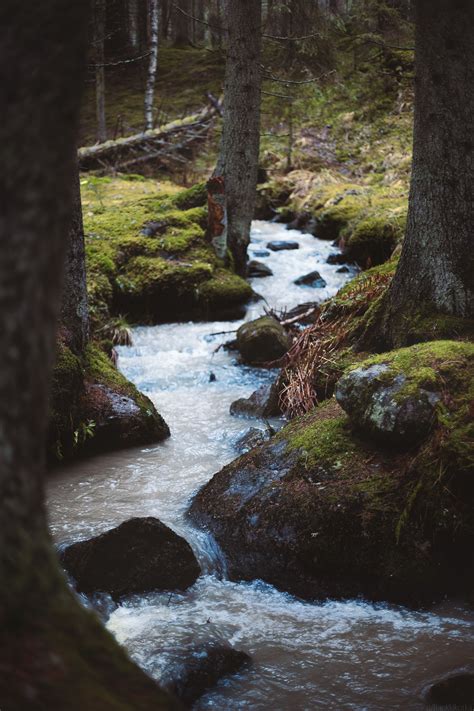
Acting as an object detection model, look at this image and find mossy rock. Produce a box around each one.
[82,175,251,324]
[48,341,85,460]
[236,316,291,366]
[344,213,405,268]
[189,387,474,605]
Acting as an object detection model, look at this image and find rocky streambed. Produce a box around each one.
[47,221,474,709]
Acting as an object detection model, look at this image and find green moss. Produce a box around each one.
[345,212,405,267]
[286,406,357,469]
[198,269,253,307]
[171,181,207,210]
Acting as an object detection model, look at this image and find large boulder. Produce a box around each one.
[247,260,273,278]
[61,517,201,599]
[335,343,466,447]
[266,240,299,252]
[162,643,250,707]
[294,271,327,288]
[236,317,291,365]
[189,339,474,606]
[230,380,281,418]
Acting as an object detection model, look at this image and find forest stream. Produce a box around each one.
[47,221,474,710]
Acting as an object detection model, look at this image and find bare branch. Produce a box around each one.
[172,2,225,32]
[88,51,151,68]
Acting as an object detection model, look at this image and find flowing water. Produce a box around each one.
[47,221,474,710]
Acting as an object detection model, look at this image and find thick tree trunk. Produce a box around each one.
[145,0,159,130]
[213,0,262,274]
[376,0,474,346]
[60,169,89,355]
[93,0,107,142]
[0,3,179,708]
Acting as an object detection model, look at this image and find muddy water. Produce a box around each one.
[47,221,474,710]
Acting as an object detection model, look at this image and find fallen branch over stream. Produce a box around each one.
[78,96,222,173]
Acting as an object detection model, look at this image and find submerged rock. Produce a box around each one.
[230,381,281,418]
[294,271,327,288]
[266,240,299,252]
[236,316,291,365]
[252,249,271,258]
[326,253,347,265]
[61,517,201,599]
[247,260,273,278]
[234,426,274,453]
[425,673,474,707]
[163,642,250,707]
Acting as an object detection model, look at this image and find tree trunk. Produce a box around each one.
[128,0,140,50]
[93,0,107,142]
[375,0,474,347]
[60,169,89,355]
[0,3,179,708]
[213,0,262,274]
[145,0,159,130]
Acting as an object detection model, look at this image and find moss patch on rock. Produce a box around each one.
[82,175,252,324]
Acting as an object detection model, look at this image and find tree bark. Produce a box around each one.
[213,0,262,274]
[145,0,159,130]
[173,0,191,45]
[93,0,107,142]
[128,0,140,50]
[60,168,89,355]
[376,0,474,346]
[0,2,179,708]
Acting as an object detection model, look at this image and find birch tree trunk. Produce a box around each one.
[0,2,179,707]
[93,0,107,142]
[145,0,159,130]
[375,0,474,347]
[213,0,262,275]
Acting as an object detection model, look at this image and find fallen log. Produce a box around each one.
[78,99,221,173]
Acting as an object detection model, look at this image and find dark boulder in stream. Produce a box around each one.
[61,517,201,599]
[235,316,291,365]
[425,672,474,707]
[163,642,251,707]
[266,240,299,251]
[247,260,273,278]
[294,271,327,288]
[230,380,281,419]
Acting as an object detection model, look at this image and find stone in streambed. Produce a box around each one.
[425,673,474,707]
[230,381,281,418]
[61,517,200,599]
[252,249,271,258]
[236,316,291,365]
[163,642,251,707]
[294,271,327,288]
[234,426,274,453]
[247,260,273,278]
[266,240,299,252]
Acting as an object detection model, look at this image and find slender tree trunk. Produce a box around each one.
[174,0,191,45]
[0,3,179,708]
[60,168,90,355]
[128,0,140,50]
[212,0,262,274]
[376,0,474,347]
[93,0,107,142]
[145,0,159,130]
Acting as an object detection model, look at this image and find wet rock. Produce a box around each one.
[425,673,474,707]
[335,363,440,446]
[294,271,327,289]
[252,249,271,258]
[336,265,350,273]
[247,260,273,278]
[326,252,347,265]
[209,372,217,382]
[284,302,319,325]
[80,382,170,454]
[266,240,300,252]
[163,642,251,707]
[141,220,168,237]
[188,394,474,606]
[234,426,274,453]
[61,517,201,599]
[230,380,281,418]
[236,316,291,365]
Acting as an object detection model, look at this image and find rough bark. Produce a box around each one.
[0,3,179,708]
[145,0,159,130]
[93,0,107,142]
[60,169,89,355]
[373,0,474,347]
[213,0,262,274]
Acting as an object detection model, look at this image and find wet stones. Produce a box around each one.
[61,517,201,599]
[230,381,281,419]
[266,240,299,252]
[294,271,327,288]
[247,260,273,278]
[235,316,291,365]
[163,642,251,707]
